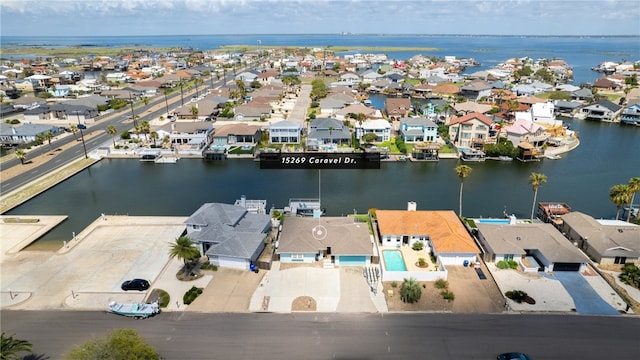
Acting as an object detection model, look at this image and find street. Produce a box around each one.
[1,311,639,359]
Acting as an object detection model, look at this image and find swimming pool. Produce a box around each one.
[477,218,510,224]
[382,250,407,271]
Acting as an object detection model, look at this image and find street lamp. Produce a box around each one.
[129,92,138,128]
[74,111,88,159]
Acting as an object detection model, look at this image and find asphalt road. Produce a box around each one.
[0,72,242,196]
[2,311,639,359]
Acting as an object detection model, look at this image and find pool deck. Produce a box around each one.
[380,246,436,272]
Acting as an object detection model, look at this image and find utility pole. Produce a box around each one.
[75,111,88,159]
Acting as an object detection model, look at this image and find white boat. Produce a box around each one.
[498,156,513,161]
[107,301,160,319]
[545,154,561,160]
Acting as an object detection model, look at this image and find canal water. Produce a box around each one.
[6,117,639,249]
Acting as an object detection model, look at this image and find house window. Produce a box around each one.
[614,257,627,264]
[291,253,304,261]
[192,225,201,231]
[504,254,514,261]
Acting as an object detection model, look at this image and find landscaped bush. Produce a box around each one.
[497,260,519,270]
[200,262,218,271]
[391,281,398,288]
[412,241,424,251]
[441,290,455,301]
[418,258,427,267]
[155,289,170,308]
[434,278,448,289]
[505,290,530,303]
[619,264,640,289]
[183,286,204,305]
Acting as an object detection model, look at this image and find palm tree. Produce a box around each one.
[328,126,335,144]
[455,165,472,217]
[528,172,548,220]
[626,177,640,222]
[162,135,171,149]
[106,125,117,147]
[139,120,150,141]
[400,277,422,303]
[194,78,203,98]
[150,131,159,147]
[168,236,200,265]
[610,184,631,220]
[178,79,186,106]
[189,105,199,120]
[70,124,79,141]
[1,332,33,360]
[44,130,54,151]
[14,149,26,165]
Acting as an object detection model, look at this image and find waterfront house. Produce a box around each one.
[307,118,351,148]
[354,119,391,143]
[156,121,214,151]
[579,100,622,122]
[375,205,480,266]
[553,100,583,117]
[184,203,271,270]
[476,223,588,272]
[620,103,640,126]
[268,120,303,144]
[277,216,373,266]
[399,116,438,143]
[173,99,223,121]
[560,212,640,266]
[385,97,411,121]
[210,123,262,147]
[502,118,549,147]
[592,76,622,91]
[447,112,492,149]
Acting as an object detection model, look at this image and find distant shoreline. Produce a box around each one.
[0,45,441,58]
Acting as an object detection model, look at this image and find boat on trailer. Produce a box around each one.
[107,301,160,319]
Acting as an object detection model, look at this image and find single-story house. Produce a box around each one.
[560,212,640,266]
[0,123,61,146]
[476,223,588,272]
[211,123,262,146]
[184,202,272,270]
[277,216,373,266]
[375,204,480,265]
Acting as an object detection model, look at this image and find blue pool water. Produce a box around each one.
[477,219,510,224]
[382,250,407,271]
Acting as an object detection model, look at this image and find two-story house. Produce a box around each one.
[448,112,493,149]
[399,117,438,143]
[579,100,622,122]
[620,103,640,126]
[269,120,303,144]
[385,97,411,121]
[307,117,351,149]
[354,119,391,143]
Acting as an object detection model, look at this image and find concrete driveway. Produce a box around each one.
[251,262,387,313]
[552,271,620,315]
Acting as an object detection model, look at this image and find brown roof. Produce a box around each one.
[376,210,480,254]
[385,97,411,112]
[448,112,493,126]
[277,217,372,255]
[432,83,460,95]
[213,123,262,137]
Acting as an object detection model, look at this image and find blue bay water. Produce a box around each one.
[2,34,639,84]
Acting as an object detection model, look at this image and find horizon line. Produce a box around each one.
[2,33,639,38]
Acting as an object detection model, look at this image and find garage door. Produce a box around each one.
[553,262,581,271]
[339,256,366,265]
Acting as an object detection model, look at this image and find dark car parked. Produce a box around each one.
[121,279,150,291]
[497,352,532,360]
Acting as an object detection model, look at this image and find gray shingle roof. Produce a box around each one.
[185,203,271,259]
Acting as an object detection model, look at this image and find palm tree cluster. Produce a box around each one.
[609,177,640,221]
[400,277,422,303]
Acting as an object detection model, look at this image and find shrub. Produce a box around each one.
[619,264,640,289]
[434,278,448,289]
[412,241,424,251]
[441,290,455,301]
[418,258,427,267]
[507,260,519,269]
[505,290,528,303]
[391,281,398,288]
[200,262,218,271]
[183,286,204,305]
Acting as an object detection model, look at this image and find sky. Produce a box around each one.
[1,0,639,37]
